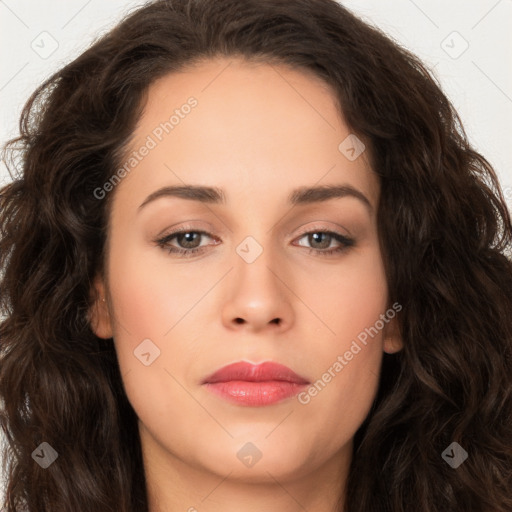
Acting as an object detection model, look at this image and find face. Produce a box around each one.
[90,56,402,487]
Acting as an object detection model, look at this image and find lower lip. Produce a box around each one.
[203,381,309,406]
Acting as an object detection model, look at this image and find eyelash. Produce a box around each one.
[154,226,355,259]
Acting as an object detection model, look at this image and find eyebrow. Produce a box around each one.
[138,184,373,214]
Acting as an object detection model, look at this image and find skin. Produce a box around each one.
[90,56,403,512]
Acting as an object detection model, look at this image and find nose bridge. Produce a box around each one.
[233,232,282,292]
[227,193,296,291]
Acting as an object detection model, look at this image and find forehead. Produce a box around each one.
[111,56,378,216]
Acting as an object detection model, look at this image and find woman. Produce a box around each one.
[1,0,511,511]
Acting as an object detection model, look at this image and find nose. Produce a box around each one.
[221,248,294,334]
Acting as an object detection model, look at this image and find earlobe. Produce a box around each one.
[88,275,113,339]
[383,316,403,354]
[383,336,403,354]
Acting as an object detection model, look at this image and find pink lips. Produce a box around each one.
[202,361,310,407]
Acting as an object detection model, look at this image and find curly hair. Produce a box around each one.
[1,0,511,510]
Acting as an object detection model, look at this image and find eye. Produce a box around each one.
[154,227,355,258]
[155,229,217,258]
[294,229,355,257]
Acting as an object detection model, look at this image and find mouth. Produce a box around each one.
[202,361,310,407]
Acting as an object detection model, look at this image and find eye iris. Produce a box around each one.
[309,232,330,249]
[178,232,201,248]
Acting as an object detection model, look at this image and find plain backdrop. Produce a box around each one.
[1,0,512,501]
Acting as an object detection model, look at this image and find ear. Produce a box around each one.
[88,274,113,339]
[382,315,403,354]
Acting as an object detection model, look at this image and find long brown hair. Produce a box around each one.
[1,1,511,510]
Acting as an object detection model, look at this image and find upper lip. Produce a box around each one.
[202,361,310,385]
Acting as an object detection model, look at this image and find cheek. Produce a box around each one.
[296,246,388,423]
[105,240,205,437]
[105,234,217,410]
[106,236,210,342]
[301,243,388,349]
